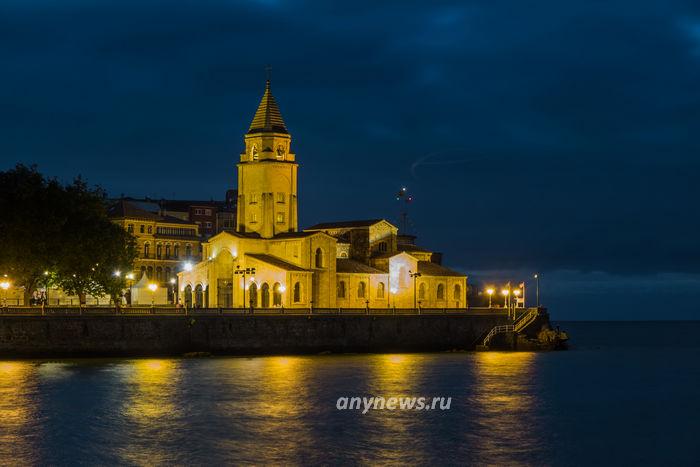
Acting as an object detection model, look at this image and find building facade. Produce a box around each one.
[177,80,467,309]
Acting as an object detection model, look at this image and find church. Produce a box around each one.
[178,81,467,309]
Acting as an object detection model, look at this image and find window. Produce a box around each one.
[147,266,153,279]
[358,282,366,298]
[293,282,301,303]
[418,283,426,300]
[165,245,171,258]
[204,209,212,216]
[273,283,282,306]
[377,282,385,298]
[250,193,259,204]
[165,267,171,281]
[143,243,150,258]
[251,213,258,223]
[315,248,323,268]
[276,213,285,223]
[147,226,152,234]
[205,222,213,228]
[156,244,162,259]
[261,283,270,308]
[156,267,162,282]
[194,208,203,215]
[437,283,445,300]
[127,224,133,233]
[185,244,192,257]
[277,193,285,203]
[249,282,258,307]
[140,225,145,234]
[337,281,346,298]
[453,284,461,301]
[378,241,387,252]
[174,244,180,258]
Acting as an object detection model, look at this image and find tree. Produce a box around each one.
[0,165,65,304]
[0,165,137,306]
[50,178,137,305]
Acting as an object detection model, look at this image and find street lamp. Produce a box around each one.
[148,283,158,307]
[234,265,256,309]
[409,270,422,311]
[534,273,540,307]
[513,288,521,313]
[486,288,494,308]
[0,279,10,307]
[170,278,177,305]
[501,288,509,307]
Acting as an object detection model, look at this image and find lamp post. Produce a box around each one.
[486,288,494,308]
[234,265,256,309]
[534,273,540,307]
[501,289,510,317]
[409,271,422,311]
[0,279,10,308]
[148,283,158,308]
[170,278,177,305]
[43,270,50,306]
[125,273,135,306]
[513,288,521,318]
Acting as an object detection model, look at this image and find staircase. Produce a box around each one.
[480,308,541,347]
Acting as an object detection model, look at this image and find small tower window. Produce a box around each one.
[277,193,285,203]
[293,282,301,303]
[315,248,324,268]
[358,282,367,298]
[276,213,285,223]
[437,283,445,300]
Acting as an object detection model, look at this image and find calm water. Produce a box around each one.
[1,321,699,466]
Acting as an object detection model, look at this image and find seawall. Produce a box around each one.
[0,312,522,357]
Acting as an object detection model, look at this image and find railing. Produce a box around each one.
[0,306,516,317]
[514,308,540,333]
[482,325,514,346]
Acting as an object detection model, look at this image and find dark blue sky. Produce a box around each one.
[2,1,700,318]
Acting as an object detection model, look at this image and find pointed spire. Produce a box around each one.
[247,78,288,134]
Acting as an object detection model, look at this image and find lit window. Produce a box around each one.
[358,282,366,298]
[277,193,285,203]
[276,213,285,223]
[251,213,258,223]
[377,282,385,298]
[250,193,259,204]
[204,209,211,215]
[378,242,387,252]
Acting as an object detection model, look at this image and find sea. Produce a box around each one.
[1,321,698,466]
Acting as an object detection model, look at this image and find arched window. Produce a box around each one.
[147,266,153,279]
[358,281,366,298]
[156,267,162,282]
[293,282,301,303]
[337,281,346,298]
[184,285,192,308]
[143,243,150,258]
[186,244,192,257]
[165,267,171,281]
[261,283,270,308]
[140,266,146,277]
[437,283,445,300]
[453,284,461,301]
[165,244,171,258]
[156,244,162,259]
[378,242,387,252]
[194,284,203,308]
[147,226,152,234]
[340,252,348,258]
[174,244,180,258]
[377,282,385,298]
[418,283,426,300]
[273,283,282,306]
[249,282,258,308]
[140,225,145,234]
[315,248,323,268]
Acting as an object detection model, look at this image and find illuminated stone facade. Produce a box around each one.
[178,81,467,309]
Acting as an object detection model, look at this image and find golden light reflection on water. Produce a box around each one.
[120,359,180,466]
[0,362,37,462]
[470,352,541,465]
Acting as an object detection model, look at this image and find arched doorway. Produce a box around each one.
[273,283,282,306]
[184,285,192,308]
[249,282,258,308]
[261,283,270,308]
[194,284,203,308]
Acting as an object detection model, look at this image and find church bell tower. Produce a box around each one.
[236,80,298,238]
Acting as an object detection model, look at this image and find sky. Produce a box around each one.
[2,0,699,319]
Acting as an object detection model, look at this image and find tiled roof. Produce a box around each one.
[417,261,465,277]
[336,259,386,274]
[247,80,288,134]
[108,200,194,225]
[273,231,319,239]
[305,219,386,230]
[245,253,307,271]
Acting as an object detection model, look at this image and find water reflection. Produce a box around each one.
[0,362,39,463]
[469,352,543,465]
[119,359,181,466]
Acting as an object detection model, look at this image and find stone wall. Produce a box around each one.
[0,313,517,357]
